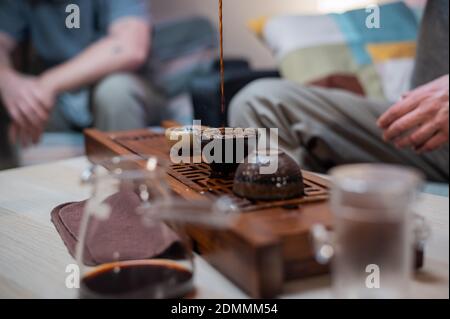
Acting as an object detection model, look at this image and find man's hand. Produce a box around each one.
[0,70,56,146]
[377,75,449,154]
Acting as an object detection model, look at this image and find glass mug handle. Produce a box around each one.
[310,224,334,265]
[413,214,431,251]
[310,214,431,265]
[81,166,95,184]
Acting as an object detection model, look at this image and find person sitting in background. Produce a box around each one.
[0,0,165,170]
[229,0,449,182]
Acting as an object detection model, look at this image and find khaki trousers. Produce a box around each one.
[228,79,449,182]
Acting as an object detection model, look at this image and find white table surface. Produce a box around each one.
[0,157,448,299]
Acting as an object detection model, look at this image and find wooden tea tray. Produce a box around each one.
[84,128,423,298]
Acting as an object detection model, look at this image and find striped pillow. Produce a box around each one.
[255,2,422,102]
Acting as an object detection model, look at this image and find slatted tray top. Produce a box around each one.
[168,163,328,212]
[112,131,329,212]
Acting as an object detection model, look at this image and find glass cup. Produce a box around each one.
[76,155,195,299]
[311,164,429,299]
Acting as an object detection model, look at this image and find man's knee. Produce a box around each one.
[92,73,149,131]
[92,73,139,115]
[228,78,294,127]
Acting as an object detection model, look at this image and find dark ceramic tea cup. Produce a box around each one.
[233,150,304,201]
[201,128,258,178]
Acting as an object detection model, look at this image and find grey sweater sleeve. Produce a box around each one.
[411,0,449,88]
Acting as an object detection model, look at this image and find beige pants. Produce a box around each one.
[47,72,166,132]
[228,79,449,182]
[1,72,165,169]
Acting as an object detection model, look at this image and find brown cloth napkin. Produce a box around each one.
[51,190,180,266]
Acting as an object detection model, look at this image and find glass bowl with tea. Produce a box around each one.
[76,155,194,299]
[201,127,258,178]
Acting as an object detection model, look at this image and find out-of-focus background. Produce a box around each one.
[153,0,427,68]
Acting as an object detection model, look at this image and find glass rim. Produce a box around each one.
[84,154,167,182]
[329,163,424,195]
